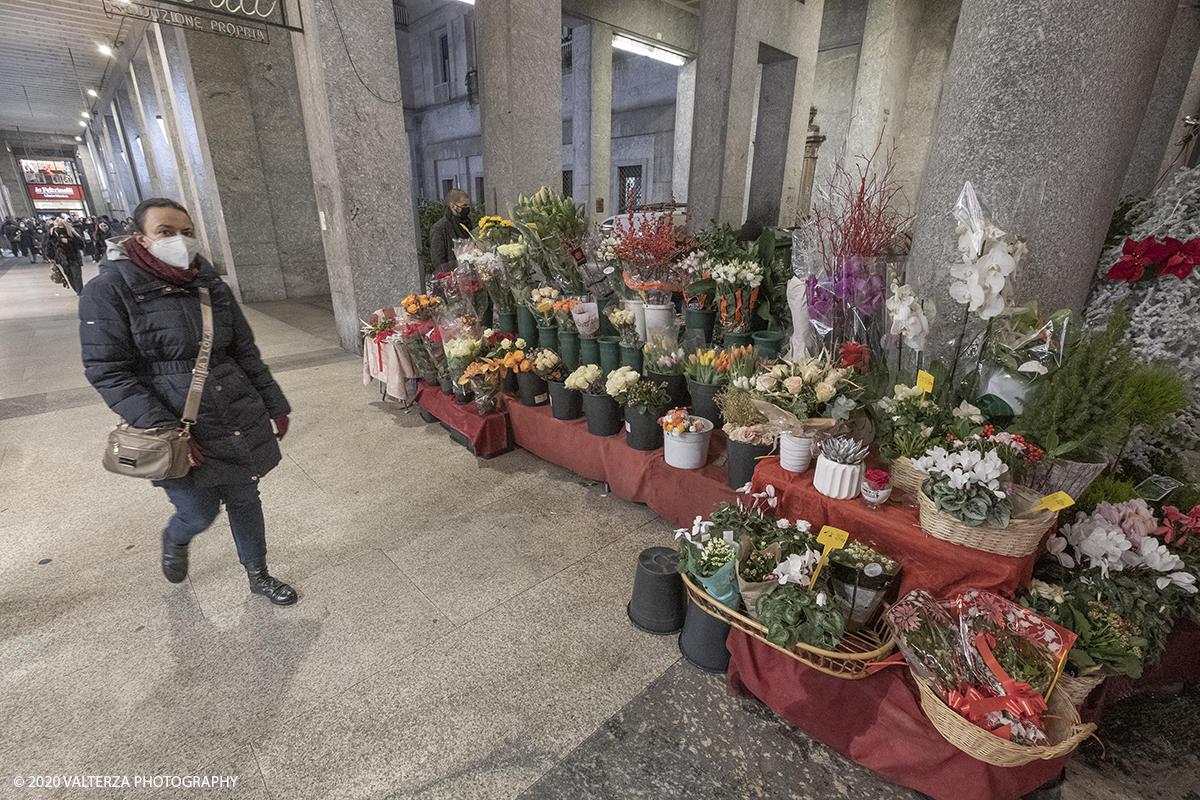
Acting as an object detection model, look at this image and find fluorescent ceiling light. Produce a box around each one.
[612,34,686,66]
[78,121,87,127]
[454,0,474,4]
[99,44,113,56]
[82,111,90,118]
[87,89,98,97]
[75,136,82,141]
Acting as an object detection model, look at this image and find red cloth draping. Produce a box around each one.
[506,401,737,529]
[726,631,1068,800]
[416,384,512,458]
[751,458,1039,599]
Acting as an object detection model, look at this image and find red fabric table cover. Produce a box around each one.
[726,631,1068,800]
[416,384,511,458]
[751,457,1040,599]
[506,400,737,529]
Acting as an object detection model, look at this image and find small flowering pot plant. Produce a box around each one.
[913,446,1011,528]
[861,469,893,509]
[661,407,707,434]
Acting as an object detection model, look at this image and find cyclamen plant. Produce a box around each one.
[913,446,1011,528]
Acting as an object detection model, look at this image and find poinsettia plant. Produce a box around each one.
[1106,236,1200,282]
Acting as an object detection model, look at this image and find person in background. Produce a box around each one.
[93,219,112,263]
[79,198,298,606]
[44,218,85,295]
[429,188,471,274]
[2,217,18,257]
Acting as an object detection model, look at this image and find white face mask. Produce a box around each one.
[149,235,200,269]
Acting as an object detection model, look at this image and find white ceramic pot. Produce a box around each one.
[813,455,864,500]
[779,432,814,473]
[643,303,675,340]
[623,298,647,342]
[663,417,714,469]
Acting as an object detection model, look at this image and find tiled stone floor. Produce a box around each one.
[0,255,1196,800]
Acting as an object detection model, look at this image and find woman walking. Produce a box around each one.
[44,218,85,294]
[79,198,298,605]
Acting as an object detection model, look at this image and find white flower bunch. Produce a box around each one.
[674,514,715,544]
[773,548,823,587]
[952,400,984,424]
[678,249,709,278]
[913,446,1007,498]
[444,337,480,359]
[608,308,635,327]
[1046,515,1197,592]
[597,236,620,263]
[711,259,764,291]
[885,283,930,350]
[565,363,602,392]
[949,239,1019,320]
[497,242,525,260]
[605,366,639,399]
[530,286,559,303]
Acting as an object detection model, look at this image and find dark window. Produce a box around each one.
[561,28,573,72]
[617,165,642,213]
[442,178,455,198]
[562,170,573,198]
[439,34,450,84]
[475,176,485,202]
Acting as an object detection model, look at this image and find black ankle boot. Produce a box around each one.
[245,558,297,606]
[161,531,189,583]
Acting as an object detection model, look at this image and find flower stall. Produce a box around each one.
[372,168,1200,800]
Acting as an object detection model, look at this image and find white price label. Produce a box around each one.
[535,393,548,404]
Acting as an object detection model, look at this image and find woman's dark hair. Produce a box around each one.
[132,198,190,234]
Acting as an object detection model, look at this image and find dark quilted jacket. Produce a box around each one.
[79,251,291,489]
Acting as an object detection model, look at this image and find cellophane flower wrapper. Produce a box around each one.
[695,539,742,609]
[977,304,1076,412]
[803,255,889,351]
[886,590,966,695]
[473,250,516,314]
[736,537,782,621]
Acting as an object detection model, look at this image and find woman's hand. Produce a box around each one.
[273,415,289,441]
[188,436,204,467]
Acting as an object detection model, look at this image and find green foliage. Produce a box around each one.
[1017,308,1137,460]
[755,583,846,650]
[693,221,744,263]
[1123,363,1190,429]
[1073,474,1140,517]
[624,379,669,415]
[1103,196,1144,252]
[512,188,588,243]
[924,476,1010,527]
[748,228,793,331]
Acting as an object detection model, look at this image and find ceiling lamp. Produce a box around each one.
[79,121,88,127]
[99,44,113,56]
[82,112,90,119]
[75,136,82,141]
[87,89,98,97]
[612,34,687,66]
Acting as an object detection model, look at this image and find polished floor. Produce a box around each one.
[0,254,1195,800]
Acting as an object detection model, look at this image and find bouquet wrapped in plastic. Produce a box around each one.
[886,589,1076,746]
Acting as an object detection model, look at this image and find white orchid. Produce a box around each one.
[949,240,1016,320]
[886,283,930,350]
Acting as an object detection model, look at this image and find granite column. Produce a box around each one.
[904,0,1179,360]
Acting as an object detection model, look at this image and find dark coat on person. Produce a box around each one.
[79,240,291,488]
[429,206,470,273]
[45,228,84,268]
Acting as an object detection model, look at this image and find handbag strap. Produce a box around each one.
[180,287,213,427]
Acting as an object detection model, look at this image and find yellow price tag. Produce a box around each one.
[1033,491,1074,512]
[916,370,935,394]
[809,526,850,590]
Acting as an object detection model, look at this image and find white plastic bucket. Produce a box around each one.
[644,303,675,340]
[663,417,714,469]
[623,298,647,341]
[779,432,814,473]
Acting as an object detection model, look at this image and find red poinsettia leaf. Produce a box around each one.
[1107,258,1144,281]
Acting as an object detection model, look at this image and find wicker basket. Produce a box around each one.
[889,456,929,496]
[681,574,894,679]
[917,484,1058,557]
[915,676,1096,767]
[1053,671,1106,707]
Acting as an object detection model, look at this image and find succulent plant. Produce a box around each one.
[819,436,868,465]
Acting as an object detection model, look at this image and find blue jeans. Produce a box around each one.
[163,483,267,566]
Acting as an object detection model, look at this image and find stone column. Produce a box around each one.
[180,26,328,300]
[101,110,141,217]
[571,23,614,224]
[292,0,421,351]
[476,0,563,212]
[672,59,696,203]
[688,0,824,226]
[905,0,1179,359]
[129,49,181,201]
[844,0,922,162]
[144,26,212,251]
[1122,3,1200,198]
[113,86,155,199]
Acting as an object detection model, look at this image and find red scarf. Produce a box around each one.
[126,236,199,287]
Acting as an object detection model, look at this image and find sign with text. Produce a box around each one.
[28,184,84,201]
[139,0,299,32]
[102,0,271,43]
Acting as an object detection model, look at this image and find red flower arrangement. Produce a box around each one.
[865,469,891,491]
[1107,236,1199,282]
[837,341,870,373]
[613,192,690,293]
